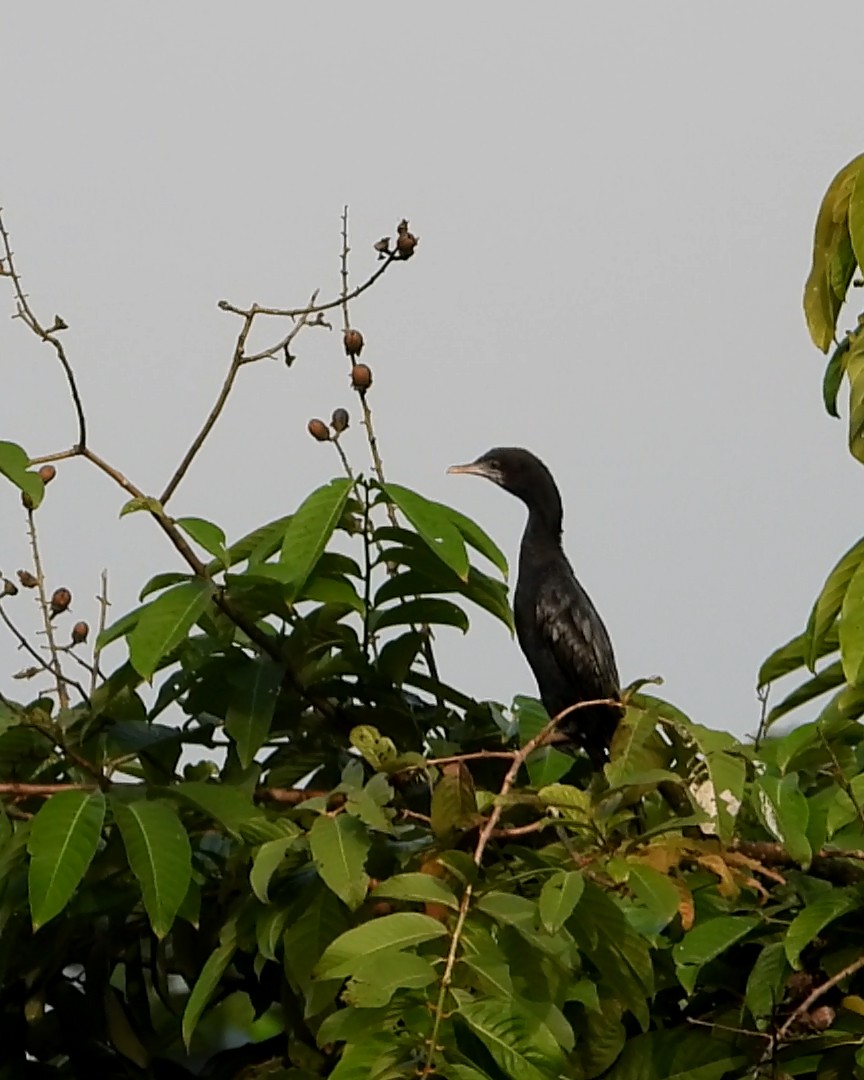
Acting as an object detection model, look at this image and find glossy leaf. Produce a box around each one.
[0,440,44,507]
[138,571,192,602]
[279,478,353,598]
[382,482,469,580]
[309,813,370,910]
[315,912,448,979]
[127,580,212,679]
[432,499,508,578]
[112,797,192,938]
[225,658,283,767]
[28,791,105,928]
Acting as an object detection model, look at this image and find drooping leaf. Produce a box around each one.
[806,535,864,669]
[371,597,469,634]
[175,516,228,567]
[224,658,283,768]
[0,441,44,507]
[382,483,469,581]
[431,763,478,841]
[112,796,192,938]
[27,791,105,929]
[182,921,236,1047]
[432,499,508,578]
[745,941,788,1023]
[804,154,864,352]
[250,836,295,903]
[315,912,448,979]
[758,625,839,687]
[279,478,353,598]
[823,336,850,419]
[845,321,864,465]
[127,580,212,679]
[765,660,845,727]
[309,813,370,910]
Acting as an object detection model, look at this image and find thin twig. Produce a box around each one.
[0,209,87,447]
[0,781,95,798]
[776,953,864,1041]
[0,601,89,703]
[420,698,616,1076]
[25,507,68,710]
[91,569,109,694]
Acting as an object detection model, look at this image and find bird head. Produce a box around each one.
[447,447,553,502]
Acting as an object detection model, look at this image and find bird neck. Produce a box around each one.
[522,502,564,553]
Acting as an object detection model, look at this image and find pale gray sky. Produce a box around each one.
[3,5,863,737]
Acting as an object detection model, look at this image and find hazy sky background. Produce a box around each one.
[2,5,863,739]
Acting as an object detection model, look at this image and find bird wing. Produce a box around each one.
[534,569,620,702]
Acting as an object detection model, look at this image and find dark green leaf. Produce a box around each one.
[172,781,260,836]
[432,499,508,578]
[457,996,565,1080]
[250,836,295,903]
[28,791,105,928]
[745,941,788,1023]
[138,571,193,602]
[182,921,236,1047]
[371,597,469,634]
[225,658,283,768]
[784,891,858,969]
[673,915,759,993]
[823,336,851,419]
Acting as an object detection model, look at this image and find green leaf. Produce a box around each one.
[704,751,745,844]
[849,161,864,277]
[383,482,469,581]
[175,516,228,566]
[758,626,838,687]
[374,564,514,634]
[431,763,478,841]
[765,660,844,727]
[457,996,565,1080]
[279,478,353,598]
[224,658,283,768]
[138,571,193,602]
[806,535,864,669]
[27,791,105,929]
[804,154,864,352]
[841,547,864,683]
[784,891,858,969]
[127,580,212,679]
[349,725,398,770]
[538,870,584,933]
[301,574,365,614]
[606,707,666,786]
[250,836,295,903]
[627,864,680,933]
[172,781,260,836]
[343,948,437,1007]
[309,813,370,910]
[315,911,448,979]
[207,513,293,574]
[745,941,788,1023]
[847,321,864,466]
[371,597,469,634]
[432,500,508,578]
[0,441,44,507]
[112,797,192,938]
[823,336,851,419]
[182,921,236,1047]
[372,872,460,910]
[119,495,164,517]
[753,773,811,866]
[673,915,759,994]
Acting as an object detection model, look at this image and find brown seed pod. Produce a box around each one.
[38,465,56,484]
[395,218,418,259]
[330,407,350,433]
[71,621,89,645]
[351,363,373,392]
[2,579,18,597]
[343,328,364,357]
[17,570,38,589]
[307,418,330,442]
[50,588,72,617]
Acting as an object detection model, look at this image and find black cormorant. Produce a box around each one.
[448,447,621,764]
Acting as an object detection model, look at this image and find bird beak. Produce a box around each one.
[447,461,501,483]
